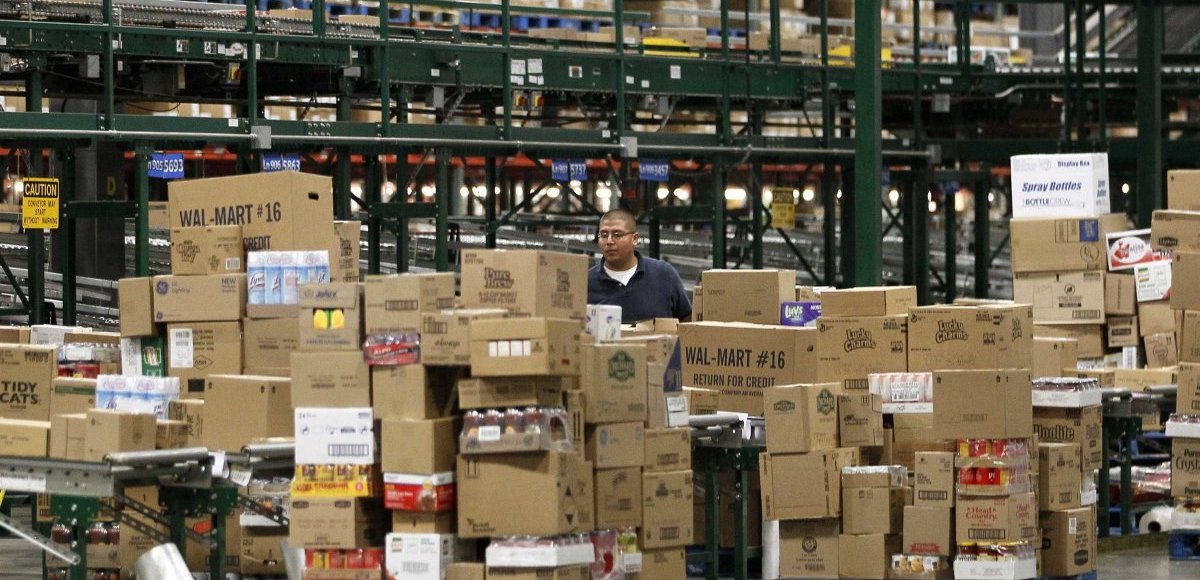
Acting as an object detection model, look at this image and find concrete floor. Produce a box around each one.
[1,503,1199,579]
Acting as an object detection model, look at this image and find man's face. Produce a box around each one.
[598,216,638,265]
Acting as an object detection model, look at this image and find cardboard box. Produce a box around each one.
[678,322,818,414]
[363,274,456,335]
[0,418,50,457]
[763,383,841,453]
[838,393,884,447]
[168,171,336,253]
[684,387,719,415]
[294,407,374,467]
[636,548,685,580]
[84,409,156,461]
[778,519,840,579]
[1151,210,1200,252]
[1112,367,1176,390]
[1034,405,1102,471]
[155,419,188,449]
[956,492,1038,542]
[579,343,647,423]
[469,318,581,377]
[1180,363,1200,414]
[837,533,899,580]
[760,451,839,520]
[48,413,86,459]
[380,417,456,474]
[332,220,361,282]
[1182,311,1200,363]
[642,469,693,549]
[170,225,243,275]
[1174,252,1200,311]
[585,422,645,469]
[842,487,904,534]
[595,466,642,529]
[289,497,386,549]
[1010,153,1110,218]
[384,533,461,580]
[1013,271,1105,324]
[168,398,204,447]
[1144,332,1178,368]
[421,308,508,366]
[1168,170,1200,210]
[1138,299,1176,336]
[932,370,1033,440]
[1171,436,1200,498]
[644,428,691,472]
[584,304,622,342]
[903,506,953,556]
[392,511,454,535]
[914,452,955,508]
[151,274,246,322]
[202,375,292,452]
[298,282,362,351]
[816,315,908,390]
[1032,338,1079,378]
[0,325,31,343]
[907,306,1033,371]
[457,376,567,410]
[1039,443,1084,510]
[820,286,916,317]
[243,317,299,371]
[1009,214,1126,272]
[1034,323,1104,358]
[1106,273,1136,315]
[700,269,795,324]
[460,249,589,319]
[166,321,242,393]
[290,351,369,407]
[1041,506,1096,577]
[487,566,588,580]
[1107,316,1138,348]
[372,365,461,420]
[457,451,593,538]
[118,277,156,337]
[0,344,59,421]
[240,528,289,575]
[48,377,96,417]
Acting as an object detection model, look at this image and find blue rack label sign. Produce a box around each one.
[148,153,185,179]
[261,153,302,173]
[639,159,669,182]
[552,159,588,182]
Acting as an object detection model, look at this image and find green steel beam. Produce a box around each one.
[134,144,151,277]
[1136,0,1164,227]
[911,168,930,304]
[973,174,990,298]
[435,151,451,271]
[850,0,882,286]
[26,68,43,325]
[712,165,726,269]
[944,186,956,303]
[58,150,76,325]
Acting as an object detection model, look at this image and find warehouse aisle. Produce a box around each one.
[1098,545,1198,579]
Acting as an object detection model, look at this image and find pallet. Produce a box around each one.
[1169,530,1200,561]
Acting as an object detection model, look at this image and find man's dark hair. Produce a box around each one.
[599,208,636,230]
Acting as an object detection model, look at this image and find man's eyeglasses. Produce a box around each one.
[597,230,634,241]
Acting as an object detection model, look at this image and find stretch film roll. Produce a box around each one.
[133,543,191,580]
[762,518,780,580]
[1139,505,1174,534]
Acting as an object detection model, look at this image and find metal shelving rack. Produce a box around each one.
[0,0,1189,321]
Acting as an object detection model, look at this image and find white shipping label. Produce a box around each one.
[528,58,543,74]
[479,425,502,442]
[670,65,681,79]
[169,328,194,369]
[1068,516,1078,534]
[1134,261,1172,302]
[0,473,46,493]
[511,59,526,76]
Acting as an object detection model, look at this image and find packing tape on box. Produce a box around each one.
[1140,505,1173,534]
[762,519,779,580]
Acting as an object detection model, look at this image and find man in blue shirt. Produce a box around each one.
[587,209,692,323]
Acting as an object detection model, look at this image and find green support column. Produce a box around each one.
[851,0,882,286]
[379,0,392,138]
[334,91,353,220]
[396,152,410,272]
[26,70,44,324]
[58,151,76,324]
[822,165,837,286]
[485,157,498,248]
[751,161,763,269]
[366,156,382,274]
[435,151,450,271]
[944,187,956,303]
[912,166,930,304]
[712,163,726,269]
[973,175,990,298]
[1135,0,1163,226]
[134,145,151,277]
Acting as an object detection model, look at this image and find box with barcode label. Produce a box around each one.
[869,372,933,414]
[385,533,463,580]
[1013,271,1105,324]
[170,225,244,275]
[295,407,375,465]
[641,470,693,549]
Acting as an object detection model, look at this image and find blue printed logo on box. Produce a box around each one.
[780,301,822,327]
[1079,219,1099,242]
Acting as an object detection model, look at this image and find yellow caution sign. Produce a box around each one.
[771,190,795,229]
[22,177,60,230]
